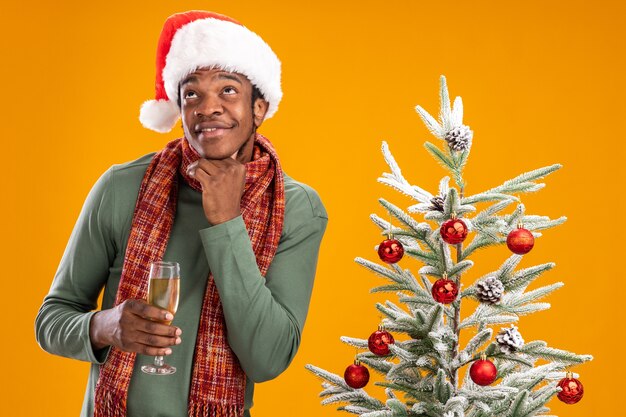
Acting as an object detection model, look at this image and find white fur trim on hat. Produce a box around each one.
[140,99,181,133]
[163,18,282,120]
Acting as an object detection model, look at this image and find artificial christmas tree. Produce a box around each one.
[306,76,592,416]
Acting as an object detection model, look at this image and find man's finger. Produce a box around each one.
[192,166,211,188]
[186,161,198,177]
[141,320,182,337]
[132,343,173,357]
[136,331,181,348]
[128,300,173,322]
[187,160,215,180]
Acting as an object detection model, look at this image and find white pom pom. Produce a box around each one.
[139,99,180,133]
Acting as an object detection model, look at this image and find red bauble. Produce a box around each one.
[557,375,584,404]
[431,278,459,304]
[344,361,370,389]
[368,328,395,356]
[378,238,404,263]
[506,227,535,254]
[440,218,468,244]
[469,358,497,386]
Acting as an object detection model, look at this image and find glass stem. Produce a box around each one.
[154,355,164,367]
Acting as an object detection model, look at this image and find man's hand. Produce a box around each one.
[187,155,246,225]
[89,299,182,356]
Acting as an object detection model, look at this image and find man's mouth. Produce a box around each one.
[195,125,231,139]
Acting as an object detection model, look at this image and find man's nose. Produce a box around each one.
[195,94,223,117]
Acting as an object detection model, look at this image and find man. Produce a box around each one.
[35,10,327,417]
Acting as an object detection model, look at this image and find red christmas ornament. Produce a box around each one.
[506,226,535,255]
[557,373,584,404]
[378,238,404,263]
[431,276,459,304]
[344,360,370,389]
[368,327,395,356]
[440,217,468,244]
[469,355,497,386]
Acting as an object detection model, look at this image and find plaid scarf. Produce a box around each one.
[94,133,285,417]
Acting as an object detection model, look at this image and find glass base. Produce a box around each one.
[141,363,176,375]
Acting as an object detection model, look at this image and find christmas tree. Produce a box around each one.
[306,76,592,417]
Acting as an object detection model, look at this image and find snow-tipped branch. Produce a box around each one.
[484,164,561,196]
[463,192,519,205]
[518,341,593,365]
[458,329,493,364]
[459,304,519,329]
[503,263,555,292]
[379,141,436,204]
[306,364,352,390]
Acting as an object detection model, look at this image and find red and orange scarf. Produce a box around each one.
[94,133,285,417]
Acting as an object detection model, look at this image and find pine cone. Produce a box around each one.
[496,325,524,354]
[476,277,504,304]
[429,195,445,212]
[444,125,473,152]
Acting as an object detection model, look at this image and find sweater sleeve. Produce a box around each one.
[35,169,117,364]
[199,189,327,383]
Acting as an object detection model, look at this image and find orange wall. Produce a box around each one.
[2,1,623,416]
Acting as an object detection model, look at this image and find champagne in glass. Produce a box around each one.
[147,278,180,323]
[141,261,180,375]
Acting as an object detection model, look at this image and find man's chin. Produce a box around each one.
[187,139,233,160]
[200,147,239,161]
[187,132,254,161]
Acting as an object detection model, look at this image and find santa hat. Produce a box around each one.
[139,10,282,133]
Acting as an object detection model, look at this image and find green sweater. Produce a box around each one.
[35,153,328,417]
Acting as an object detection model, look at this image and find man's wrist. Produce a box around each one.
[206,210,242,226]
[89,311,109,350]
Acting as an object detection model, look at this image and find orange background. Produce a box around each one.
[1,0,623,416]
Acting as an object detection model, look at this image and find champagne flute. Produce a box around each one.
[141,261,180,375]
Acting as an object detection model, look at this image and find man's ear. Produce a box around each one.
[253,99,269,128]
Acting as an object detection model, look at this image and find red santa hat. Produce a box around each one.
[139,10,282,133]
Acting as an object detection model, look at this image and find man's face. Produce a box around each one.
[180,67,268,162]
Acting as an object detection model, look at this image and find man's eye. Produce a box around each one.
[223,87,237,95]
[184,91,198,98]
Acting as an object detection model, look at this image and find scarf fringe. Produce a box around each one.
[189,401,244,417]
[93,389,127,417]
